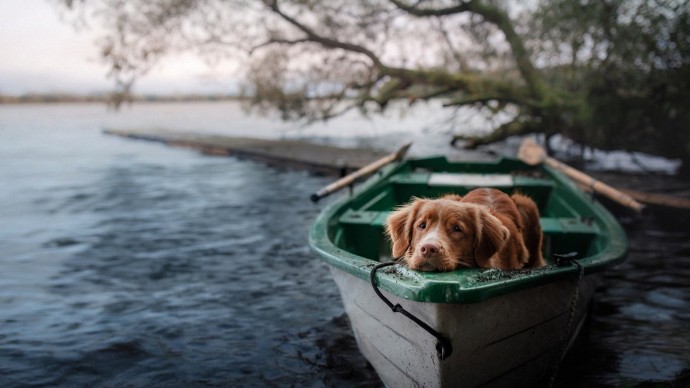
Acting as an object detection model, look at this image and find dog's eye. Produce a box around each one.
[418,222,426,230]
[453,225,462,233]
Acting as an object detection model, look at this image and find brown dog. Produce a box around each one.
[386,188,545,271]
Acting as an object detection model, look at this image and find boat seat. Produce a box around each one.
[385,173,556,209]
[339,210,599,237]
[388,172,553,188]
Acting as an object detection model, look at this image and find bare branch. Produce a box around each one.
[452,116,539,149]
[436,17,469,71]
[443,95,529,109]
[388,0,471,17]
[267,0,384,67]
[390,0,546,99]
[249,38,311,54]
[407,85,457,104]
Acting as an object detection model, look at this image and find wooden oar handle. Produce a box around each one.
[544,157,644,212]
[310,143,412,203]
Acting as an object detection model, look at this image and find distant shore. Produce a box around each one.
[0,93,246,104]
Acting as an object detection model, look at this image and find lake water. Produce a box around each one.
[0,102,688,387]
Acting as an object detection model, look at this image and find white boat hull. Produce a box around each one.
[330,267,596,387]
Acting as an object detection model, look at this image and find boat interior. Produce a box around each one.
[330,158,605,265]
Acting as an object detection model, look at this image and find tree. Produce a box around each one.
[57,0,690,171]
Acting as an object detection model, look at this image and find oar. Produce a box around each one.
[518,138,644,212]
[579,185,690,210]
[311,142,412,203]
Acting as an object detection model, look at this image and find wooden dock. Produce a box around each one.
[103,128,388,175]
[104,128,690,210]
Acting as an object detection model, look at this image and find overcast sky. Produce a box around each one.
[0,0,239,95]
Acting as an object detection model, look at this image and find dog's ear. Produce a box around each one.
[386,199,426,259]
[474,209,510,267]
[442,194,463,202]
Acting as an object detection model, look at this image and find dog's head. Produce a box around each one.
[386,197,510,271]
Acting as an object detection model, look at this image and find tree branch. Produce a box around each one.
[249,38,311,54]
[407,85,458,103]
[266,0,525,109]
[372,77,411,107]
[436,17,469,71]
[267,0,384,67]
[388,0,471,17]
[443,95,527,109]
[390,0,547,99]
[451,117,539,148]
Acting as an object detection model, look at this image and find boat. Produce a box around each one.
[309,153,628,387]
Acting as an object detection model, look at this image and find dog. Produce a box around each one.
[385,188,545,271]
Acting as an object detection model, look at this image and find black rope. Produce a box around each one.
[369,262,453,360]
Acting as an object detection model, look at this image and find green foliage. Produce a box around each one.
[532,0,690,163]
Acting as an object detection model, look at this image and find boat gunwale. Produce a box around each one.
[308,156,629,304]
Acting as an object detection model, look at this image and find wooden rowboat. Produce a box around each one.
[309,155,628,387]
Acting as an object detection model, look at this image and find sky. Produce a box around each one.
[0,0,239,95]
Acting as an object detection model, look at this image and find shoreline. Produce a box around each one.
[0,94,246,105]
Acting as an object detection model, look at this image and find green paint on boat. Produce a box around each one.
[309,156,628,304]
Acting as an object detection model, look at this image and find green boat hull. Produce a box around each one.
[309,156,628,387]
[309,156,628,304]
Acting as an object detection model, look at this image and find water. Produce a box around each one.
[559,208,690,386]
[1,102,688,387]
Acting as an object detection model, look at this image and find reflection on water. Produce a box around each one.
[0,103,688,386]
[558,209,690,386]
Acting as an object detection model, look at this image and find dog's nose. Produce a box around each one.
[420,243,439,257]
